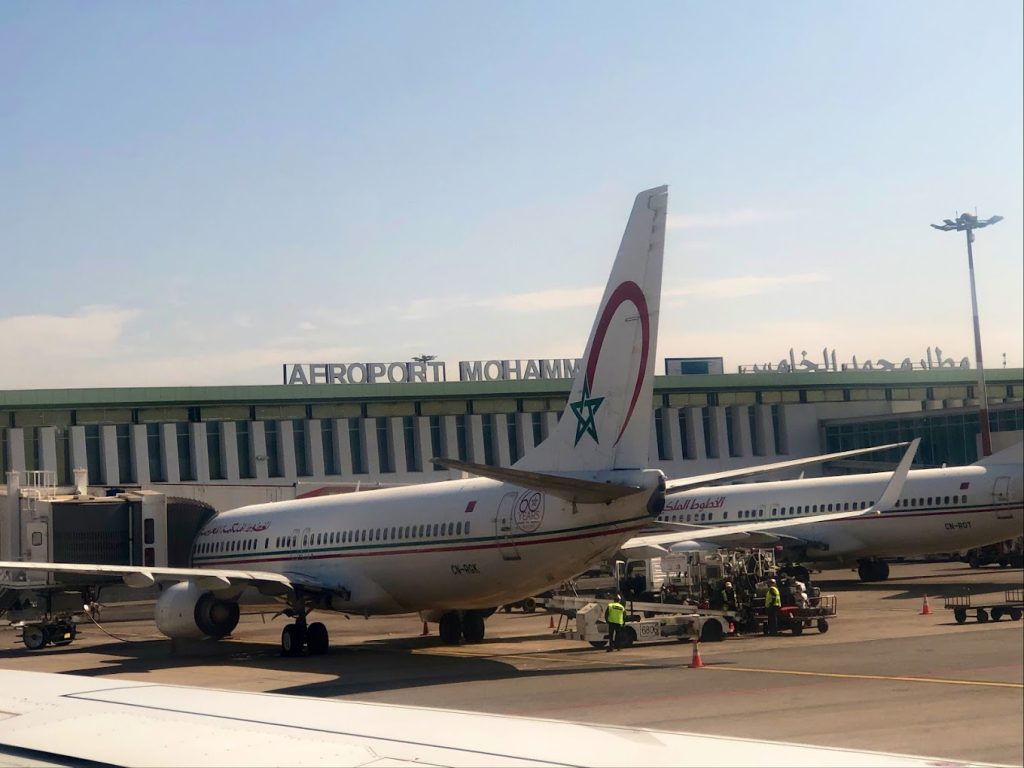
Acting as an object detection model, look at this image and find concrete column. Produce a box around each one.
[467,415,486,464]
[753,405,774,457]
[100,425,120,485]
[515,412,535,456]
[683,407,703,460]
[38,427,58,476]
[387,417,405,474]
[131,425,150,486]
[493,415,512,467]
[221,422,240,481]
[332,418,354,476]
[251,422,269,481]
[160,424,180,483]
[70,426,87,477]
[306,419,325,478]
[542,412,558,443]
[441,415,460,462]
[662,408,681,462]
[359,418,380,476]
[413,416,430,473]
[730,405,753,458]
[707,407,728,460]
[190,423,210,483]
[278,420,297,479]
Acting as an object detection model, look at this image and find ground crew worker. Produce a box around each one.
[765,578,782,635]
[720,581,738,612]
[605,595,626,651]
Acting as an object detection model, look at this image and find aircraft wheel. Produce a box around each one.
[22,624,47,651]
[462,612,486,644]
[281,624,304,656]
[439,612,462,645]
[307,622,329,655]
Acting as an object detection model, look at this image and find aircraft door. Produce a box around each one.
[301,527,312,558]
[495,492,521,561]
[27,522,49,563]
[993,477,1012,518]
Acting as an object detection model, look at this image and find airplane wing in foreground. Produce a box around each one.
[0,670,984,768]
[622,439,919,557]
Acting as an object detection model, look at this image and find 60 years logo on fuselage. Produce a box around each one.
[514,491,545,532]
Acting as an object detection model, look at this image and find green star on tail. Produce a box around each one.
[570,380,604,446]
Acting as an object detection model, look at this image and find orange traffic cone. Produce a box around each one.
[921,595,932,616]
[689,637,704,668]
[549,614,555,629]
[420,621,429,636]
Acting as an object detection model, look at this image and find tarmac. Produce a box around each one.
[1,560,1021,766]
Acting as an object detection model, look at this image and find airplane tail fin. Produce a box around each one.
[515,186,667,473]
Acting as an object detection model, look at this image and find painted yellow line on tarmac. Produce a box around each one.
[706,666,1024,689]
[416,649,1024,688]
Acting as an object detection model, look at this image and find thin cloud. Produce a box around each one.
[666,272,830,301]
[0,307,139,358]
[668,209,782,230]
[392,286,603,321]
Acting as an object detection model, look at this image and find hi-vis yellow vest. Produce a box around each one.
[765,586,781,608]
[606,602,625,625]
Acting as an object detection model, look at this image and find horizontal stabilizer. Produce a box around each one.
[431,457,643,504]
[665,442,910,494]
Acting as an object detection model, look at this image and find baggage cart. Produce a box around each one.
[944,589,1023,624]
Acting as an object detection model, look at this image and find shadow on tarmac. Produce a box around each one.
[816,567,1022,600]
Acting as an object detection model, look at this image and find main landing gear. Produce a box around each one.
[857,558,890,582]
[438,610,490,645]
[280,589,330,657]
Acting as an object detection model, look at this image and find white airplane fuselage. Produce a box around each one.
[658,460,1023,563]
[192,470,663,615]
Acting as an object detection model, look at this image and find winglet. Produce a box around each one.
[870,438,919,513]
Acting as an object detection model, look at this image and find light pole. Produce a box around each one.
[931,212,1003,456]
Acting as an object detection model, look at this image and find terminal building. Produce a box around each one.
[1,364,1022,513]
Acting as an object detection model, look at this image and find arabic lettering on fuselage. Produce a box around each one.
[738,346,971,374]
[200,521,271,536]
[664,496,726,513]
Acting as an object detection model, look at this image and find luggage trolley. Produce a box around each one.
[757,594,838,636]
[944,589,1023,624]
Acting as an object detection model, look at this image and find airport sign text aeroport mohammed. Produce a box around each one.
[283,358,582,385]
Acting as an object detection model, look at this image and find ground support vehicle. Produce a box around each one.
[944,589,1023,624]
[12,618,78,650]
[547,595,735,647]
[500,597,539,613]
[753,594,837,636]
[961,537,1024,569]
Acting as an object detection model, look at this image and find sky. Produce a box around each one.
[1,1,1022,390]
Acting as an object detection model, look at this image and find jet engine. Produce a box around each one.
[154,581,240,640]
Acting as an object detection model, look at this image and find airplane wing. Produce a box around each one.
[0,670,981,768]
[623,439,919,556]
[0,561,324,597]
[430,457,644,503]
[664,442,909,495]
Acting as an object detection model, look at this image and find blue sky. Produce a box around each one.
[1,1,1021,388]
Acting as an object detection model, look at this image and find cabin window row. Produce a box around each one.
[660,493,967,524]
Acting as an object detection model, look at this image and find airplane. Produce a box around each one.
[0,670,990,767]
[0,185,674,655]
[625,440,1024,581]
